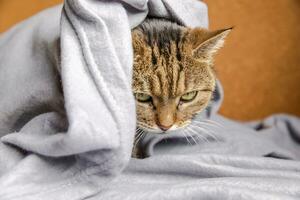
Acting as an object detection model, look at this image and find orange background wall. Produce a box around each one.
[203,0,300,120]
[1,0,299,121]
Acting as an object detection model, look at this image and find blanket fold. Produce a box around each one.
[0,0,299,199]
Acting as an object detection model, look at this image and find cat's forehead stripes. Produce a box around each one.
[150,44,186,100]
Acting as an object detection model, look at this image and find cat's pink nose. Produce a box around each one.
[158,124,172,131]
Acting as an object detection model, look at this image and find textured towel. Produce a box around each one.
[0,0,300,199]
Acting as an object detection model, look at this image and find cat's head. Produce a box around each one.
[132,19,231,133]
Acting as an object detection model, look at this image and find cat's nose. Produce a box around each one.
[157,124,172,131]
[156,105,175,132]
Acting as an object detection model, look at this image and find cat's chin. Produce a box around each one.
[138,124,187,135]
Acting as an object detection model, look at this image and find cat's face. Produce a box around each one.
[132,20,230,133]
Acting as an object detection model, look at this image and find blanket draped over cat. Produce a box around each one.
[0,0,300,199]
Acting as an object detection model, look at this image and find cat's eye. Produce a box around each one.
[180,91,198,102]
[135,93,152,102]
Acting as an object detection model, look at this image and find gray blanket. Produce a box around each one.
[0,0,299,199]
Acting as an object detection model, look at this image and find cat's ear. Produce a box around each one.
[187,27,232,59]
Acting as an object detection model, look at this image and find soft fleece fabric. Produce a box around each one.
[0,0,300,199]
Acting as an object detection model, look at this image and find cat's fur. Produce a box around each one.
[131,19,231,158]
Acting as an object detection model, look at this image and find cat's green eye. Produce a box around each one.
[135,93,152,102]
[180,91,198,102]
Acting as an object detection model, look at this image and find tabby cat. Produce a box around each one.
[131,19,231,158]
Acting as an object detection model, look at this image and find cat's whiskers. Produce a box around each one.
[134,130,143,143]
[136,127,143,134]
[136,132,146,145]
[192,132,204,145]
[186,126,209,143]
[192,121,220,130]
[133,128,146,152]
[189,124,220,142]
[191,120,222,136]
[192,133,207,144]
[190,124,218,141]
[135,127,145,140]
[182,130,192,145]
[185,127,199,145]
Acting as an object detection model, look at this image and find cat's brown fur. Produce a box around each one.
[131,19,231,157]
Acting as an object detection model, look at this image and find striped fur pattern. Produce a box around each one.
[132,18,231,135]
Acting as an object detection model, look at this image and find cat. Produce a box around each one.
[131,18,231,158]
